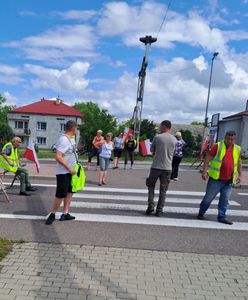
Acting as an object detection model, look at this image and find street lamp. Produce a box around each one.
[202,52,219,144]
[132,35,157,151]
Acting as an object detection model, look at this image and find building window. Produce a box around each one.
[60,123,66,132]
[15,121,28,129]
[37,122,47,131]
[37,137,46,145]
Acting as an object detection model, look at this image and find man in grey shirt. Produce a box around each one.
[146,120,177,217]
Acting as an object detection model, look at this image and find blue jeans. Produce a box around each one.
[199,177,233,221]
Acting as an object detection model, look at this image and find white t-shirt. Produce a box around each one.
[56,135,77,175]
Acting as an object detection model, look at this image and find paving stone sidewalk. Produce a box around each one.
[0,242,247,300]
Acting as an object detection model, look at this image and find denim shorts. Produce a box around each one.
[99,156,110,171]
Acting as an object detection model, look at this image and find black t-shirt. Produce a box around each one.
[125,140,136,151]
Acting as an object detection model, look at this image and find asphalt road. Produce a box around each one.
[0,165,248,256]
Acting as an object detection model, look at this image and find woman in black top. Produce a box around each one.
[124,134,136,169]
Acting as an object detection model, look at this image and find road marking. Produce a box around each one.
[73,194,239,206]
[6,182,211,197]
[238,193,248,196]
[0,213,247,231]
[69,202,247,216]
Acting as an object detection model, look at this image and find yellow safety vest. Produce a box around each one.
[71,163,86,192]
[208,141,240,183]
[0,142,19,173]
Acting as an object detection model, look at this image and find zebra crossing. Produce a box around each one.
[1,183,248,231]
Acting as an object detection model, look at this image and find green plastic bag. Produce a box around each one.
[71,163,86,192]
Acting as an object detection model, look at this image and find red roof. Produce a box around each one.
[10,99,83,118]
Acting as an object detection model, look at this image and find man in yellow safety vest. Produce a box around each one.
[198,131,242,225]
[0,137,37,196]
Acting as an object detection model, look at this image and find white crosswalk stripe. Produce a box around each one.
[1,184,247,230]
[73,193,240,206]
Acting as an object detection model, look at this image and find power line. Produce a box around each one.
[156,0,173,39]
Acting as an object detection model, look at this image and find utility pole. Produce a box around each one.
[201,52,219,145]
[132,35,157,150]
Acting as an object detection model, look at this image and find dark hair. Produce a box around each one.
[161,120,172,129]
[225,130,236,137]
[65,120,77,131]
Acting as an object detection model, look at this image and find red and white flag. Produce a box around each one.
[122,127,133,143]
[140,139,152,156]
[24,141,40,173]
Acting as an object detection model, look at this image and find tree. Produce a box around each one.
[191,121,204,126]
[118,118,156,141]
[180,129,195,156]
[0,95,15,148]
[0,123,14,149]
[73,102,117,148]
[0,94,15,124]
[140,119,157,141]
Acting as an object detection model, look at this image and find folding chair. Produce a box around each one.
[0,170,11,202]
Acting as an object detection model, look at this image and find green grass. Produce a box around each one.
[0,237,13,262]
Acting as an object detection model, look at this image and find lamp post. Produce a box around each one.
[202,52,219,145]
[132,35,157,151]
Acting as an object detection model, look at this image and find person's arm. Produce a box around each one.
[1,153,13,166]
[236,154,242,184]
[55,151,76,175]
[201,153,212,181]
[150,139,155,154]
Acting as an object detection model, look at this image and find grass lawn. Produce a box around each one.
[0,237,12,263]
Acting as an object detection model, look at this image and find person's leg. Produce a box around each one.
[102,159,110,183]
[96,154,100,170]
[63,192,74,214]
[124,151,128,169]
[16,169,26,193]
[174,157,182,179]
[99,157,105,185]
[130,151,134,168]
[217,181,233,222]
[46,174,68,224]
[146,168,160,213]
[199,178,223,217]
[171,157,176,179]
[156,170,171,215]
[51,197,64,213]
[60,174,75,221]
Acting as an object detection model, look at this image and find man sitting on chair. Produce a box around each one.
[0,137,37,196]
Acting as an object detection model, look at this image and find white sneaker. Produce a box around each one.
[173,178,178,181]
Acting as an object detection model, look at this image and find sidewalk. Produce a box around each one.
[0,242,247,300]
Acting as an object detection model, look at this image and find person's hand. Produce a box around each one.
[201,172,208,181]
[236,176,242,184]
[69,167,76,175]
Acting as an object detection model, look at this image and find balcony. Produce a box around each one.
[14,128,31,136]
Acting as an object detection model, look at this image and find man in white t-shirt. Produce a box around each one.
[146,120,177,217]
[45,120,78,225]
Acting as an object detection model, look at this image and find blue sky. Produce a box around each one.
[1,0,248,124]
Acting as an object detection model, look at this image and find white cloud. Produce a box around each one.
[0,64,22,85]
[5,25,98,61]
[2,91,18,105]
[52,10,97,21]
[25,61,90,92]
